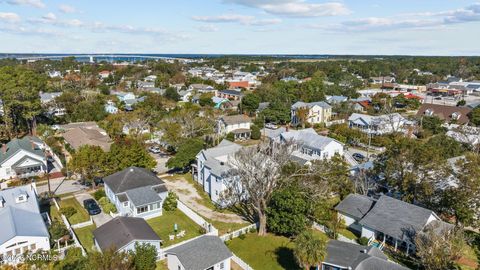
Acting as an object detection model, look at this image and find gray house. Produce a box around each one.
[166,235,232,270]
[93,216,161,254]
[104,167,168,219]
[322,240,409,270]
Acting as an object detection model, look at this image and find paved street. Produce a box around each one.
[74,192,112,227]
[151,152,170,174]
[37,177,86,195]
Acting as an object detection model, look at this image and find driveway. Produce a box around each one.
[161,175,246,224]
[74,193,112,227]
[150,153,170,174]
[37,177,86,195]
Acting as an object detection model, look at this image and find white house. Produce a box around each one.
[93,216,161,254]
[216,115,252,141]
[194,140,242,205]
[0,136,49,181]
[166,235,232,270]
[335,194,452,255]
[104,101,119,114]
[39,92,65,117]
[348,113,409,135]
[278,128,344,165]
[291,101,332,126]
[0,184,50,265]
[103,167,168,219]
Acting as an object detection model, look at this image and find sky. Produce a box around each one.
[0,0,480,55]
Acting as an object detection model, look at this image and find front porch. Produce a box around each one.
[367,231,415,255]
[231,128,251,141]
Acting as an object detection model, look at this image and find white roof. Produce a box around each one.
[280,128,341,151]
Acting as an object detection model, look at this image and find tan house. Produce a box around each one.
[291,101,332,126]
[60,122,112,151]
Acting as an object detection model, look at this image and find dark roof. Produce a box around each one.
[126,186,162,207]
[93,216,160,252]
[416,104,472,125]
[219,90,243,96]
[103,167,165,194]
[358,195,435,241]
[167,236,232,270]
[335,194,375,220]
[324,240,409,270]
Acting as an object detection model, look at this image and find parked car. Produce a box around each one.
[46,156,55,163]
[265,123,278,129]
[149,146,161,154]
[83,199,101,215]
[434,97,442,100]
[352,153,366,162]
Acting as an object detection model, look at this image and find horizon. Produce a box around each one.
[1,1,480,55]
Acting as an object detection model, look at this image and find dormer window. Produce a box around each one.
[15,192,28,204]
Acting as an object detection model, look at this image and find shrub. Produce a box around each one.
[226,132,235,142]
[238,233,246,240]
[49,220,69,240]
[98,197,117,213]
[358,237,369,246]
[163,192,178,211]
[250,125,261,140]
[60,206,77,218]
[93,189,106,201]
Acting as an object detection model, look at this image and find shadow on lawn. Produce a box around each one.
[274,246,302,270]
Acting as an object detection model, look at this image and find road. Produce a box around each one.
[150,152,170,174]
[37,177,86,195]
[74,192,112,227]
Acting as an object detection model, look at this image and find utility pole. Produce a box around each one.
[44,146,51,197]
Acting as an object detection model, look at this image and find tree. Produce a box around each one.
[108,139,156,173]
[293,230,327,270]
[223,141,294,235]
[164,87,180,101]
[250,124,261,140]
[295,106,310,128]
[166,138,204,170]
[469,107,480,126]
[241,93,260,115]
[132,243,157,270]
[53,247,87,270]
[155,73,170,88]
[87,248,134,270]
[69,145,107,183]
[266,186,312,236]
[198,93,214,107]
[421,116,446,135]
[325,212,345,239]
[226,132,235,142]
[163,192,178,211]
[415,224,465,270]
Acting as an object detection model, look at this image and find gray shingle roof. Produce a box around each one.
[0,185,49,244]
[104,167,165,194]
[0,136,45,165]
[335,194,375,220]
[324,240,409,270]
[291,101,332,110]
[125,186,162,207]
[93,216,160,252]
[358,195,435,241]
[167,236,232,270]
[198,140,243,177]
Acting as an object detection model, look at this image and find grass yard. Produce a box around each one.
[58,198,90,225]
[227,233,301,270]
[339,228,360,241]
[147,209,202,247]
[207,218,250,236]
[74,224,96,253]
[155,260,168,270]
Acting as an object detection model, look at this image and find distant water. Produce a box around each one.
[0,53,334,62]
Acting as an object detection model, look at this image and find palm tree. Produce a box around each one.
[294,231,327,270]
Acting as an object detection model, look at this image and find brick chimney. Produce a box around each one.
[1,144,6,154]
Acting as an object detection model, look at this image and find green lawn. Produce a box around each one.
[147,209,202,247]
[339,228,360,241]
[155,261,168,270]
[227,233,301,270]
[58,198,90,225]
[206,218,250,236]
[74,224,96,253]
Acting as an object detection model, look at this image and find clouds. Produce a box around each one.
[0,12,21,23]
[223,0,350,17]
[192,14,281,26]
[6,0,45,8]
[58,4,77,13]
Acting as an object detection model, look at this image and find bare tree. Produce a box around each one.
[222,141,294,236]
[351,169,376,196]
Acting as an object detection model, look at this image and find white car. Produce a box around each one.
[265,123,278,129]
[149,146,161,154]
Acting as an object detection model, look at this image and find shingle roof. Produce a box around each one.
[0,185,49,244]
[358,195,435,241]
[416,104,472,124]
[291,101,332,110]
[167,236,232,270]
[335,194,376,220]
[220,114,251,125]
[125,186,162,207]
[324,240,409,270]
[0,136,45,165]
[198,140,243,177]
[93,216,160,252]
[62,125,112,151]
[103,167,165,194]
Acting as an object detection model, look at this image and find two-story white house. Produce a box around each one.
[0,184,50,265]
[194,140,242,206]
[217,115,252,141]
[103,167,168,219]
[0,136,49,181]
[291,101,332,126]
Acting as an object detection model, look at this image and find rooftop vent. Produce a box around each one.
[0,196,5,208]
[14,191,28,204]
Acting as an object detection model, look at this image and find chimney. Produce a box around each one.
[220,161,225,166]
[1,144,6,153]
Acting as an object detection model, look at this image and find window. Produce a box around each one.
[14,248,20,255]
[123,202,129,207]
[30,244,36,250]
[137,206,148,214]
[156,202,160,208]
[220,262,225,269]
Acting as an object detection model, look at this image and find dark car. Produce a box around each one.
[352,153,366,162]
[83,199,101,215]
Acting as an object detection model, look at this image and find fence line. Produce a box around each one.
[52,198,87,256]
[71,217,94,229]
[176,199,218,236]
[220,223,257,241]
[232,254,254,270]
[313,222,357,244]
